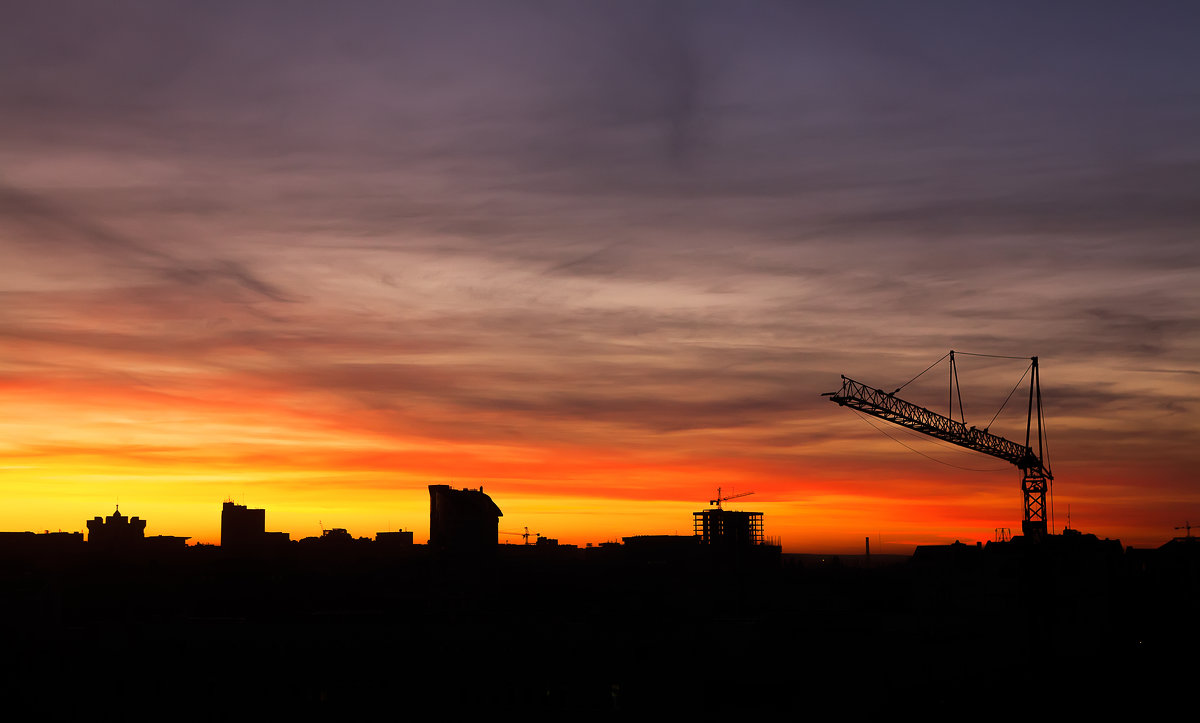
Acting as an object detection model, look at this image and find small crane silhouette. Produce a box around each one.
[499,526,538,545]
[709,487,754,510]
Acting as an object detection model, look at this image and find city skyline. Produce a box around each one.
[3,2,1198,552]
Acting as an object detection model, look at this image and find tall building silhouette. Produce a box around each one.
[221,501,265,547]
[221,501,289,550]
[428,485,502,551]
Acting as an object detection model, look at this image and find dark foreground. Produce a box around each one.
[1,538,1196,718]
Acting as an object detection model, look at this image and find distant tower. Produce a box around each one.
[428,485,503,551]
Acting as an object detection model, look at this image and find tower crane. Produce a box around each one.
[709,487,754,510]
[499,526,538,544]
[824,351,1053,539]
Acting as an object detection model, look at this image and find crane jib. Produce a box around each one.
[829,376,1047,476]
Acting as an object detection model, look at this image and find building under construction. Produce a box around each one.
[693,488,771,549]
[693,509,765,548]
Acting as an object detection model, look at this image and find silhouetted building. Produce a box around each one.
[912,539,983,570]
[87,506,146,547]
[146,534,190,550]
[623,534,698,550]
[320,527,354,543]
[221,501,290,550]
[0,530,84,557]
[622,534,701,565]
[296,527,370,552]
[376,530,414,547]
[693,509,764,547]
[429,484,503,551]
[221,501,264,547]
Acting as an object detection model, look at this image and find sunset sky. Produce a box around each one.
[2,2,1198,552]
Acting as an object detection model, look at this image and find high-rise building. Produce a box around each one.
[221,501,265,548]
[428,485,502,551]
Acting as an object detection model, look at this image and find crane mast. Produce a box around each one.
[827,354,1052,538]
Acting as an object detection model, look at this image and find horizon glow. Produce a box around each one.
[2,2,1198,553]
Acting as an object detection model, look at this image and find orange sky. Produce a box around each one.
[2,339,1194,551]
[2,3,1199,553]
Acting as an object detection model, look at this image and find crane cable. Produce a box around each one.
[952,351,1029,360]
[850,409,1010,473]
[1038,387,1054,531]
[983,362,1032,432]
[892,351,950,394]
[893,351,1035,434]
[892,349,1025,394]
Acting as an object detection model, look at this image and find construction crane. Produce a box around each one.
[709,487,754,510]
[499,526,538,545]
[824,350,1053,539]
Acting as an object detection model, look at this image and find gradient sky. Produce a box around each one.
[2,1,1198,552]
